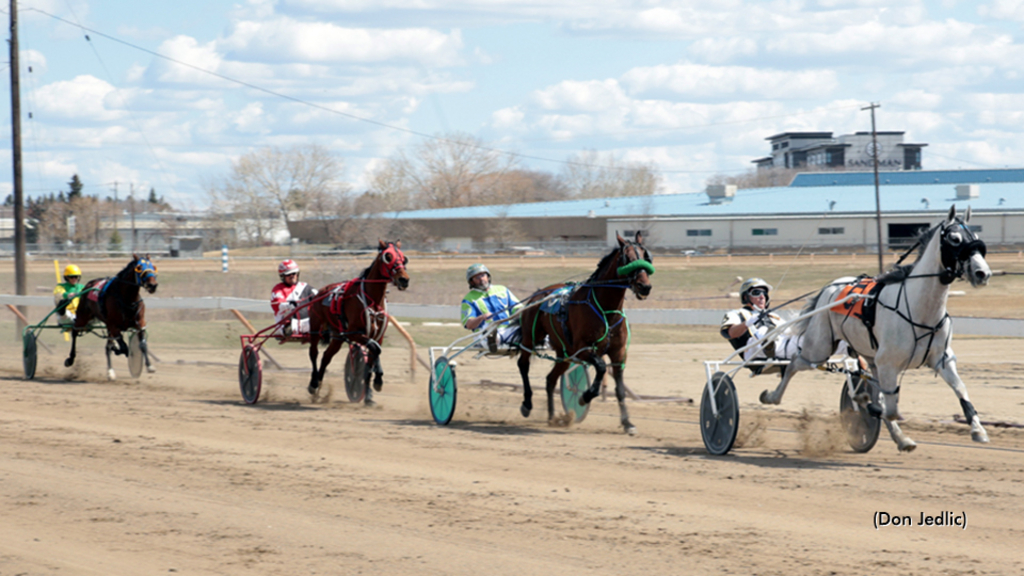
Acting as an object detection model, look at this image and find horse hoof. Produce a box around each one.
[373,381,383,392]
[758,390,776,405]
[898,439,917,453]
[365,399,377,407]
[64,358,74,368]
[520,404,531,418]
[625,426,637,436]
[972,430,990,443]
[146,366,157,374]
[107,369,116,381]
[307,383,320,396]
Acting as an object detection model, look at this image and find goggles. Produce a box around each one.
[747,288,768,297]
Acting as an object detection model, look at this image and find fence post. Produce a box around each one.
[221,245,229,273]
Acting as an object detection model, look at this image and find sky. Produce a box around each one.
[3,0,1024,209]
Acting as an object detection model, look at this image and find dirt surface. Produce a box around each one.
[2,333,1023,575]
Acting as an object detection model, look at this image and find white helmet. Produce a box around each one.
[740,277,772,305]
[466,263,490,283]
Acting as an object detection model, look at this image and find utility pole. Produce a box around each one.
[9,0,27,329]
[130,182,137,253]
[112,181,118,253]
[862,102,884,274]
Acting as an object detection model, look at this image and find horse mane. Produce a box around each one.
[586,247,620,283]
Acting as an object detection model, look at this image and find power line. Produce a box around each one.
[27,7,775,177]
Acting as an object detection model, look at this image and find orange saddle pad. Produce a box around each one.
[830,278,877,318]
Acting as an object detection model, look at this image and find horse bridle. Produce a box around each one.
[378,243,408,282]
[938,218,986,285]
[615,241,653,292]
[133,258,158,285]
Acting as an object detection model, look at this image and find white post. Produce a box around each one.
[221,245,229,273]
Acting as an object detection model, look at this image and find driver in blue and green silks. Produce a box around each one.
[54,264,85,327]
[461,263,522,351]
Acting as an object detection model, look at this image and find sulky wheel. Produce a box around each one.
[344,344,368,403]
[238,345,263,405]
[429,356,457,425]
[559,364,591,423]
[23,331,38,380]
[128,331,144,379]
[701,371,739,456]
[840,375,881,453]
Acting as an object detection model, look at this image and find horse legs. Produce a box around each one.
[517,351,534,417]
[64,329,79,368]
[609,362,636,435]
[544,361,571,424]
[308,333,321,389]
[104,338,117,381]
[579,354,608,406]
[875,364,916,452]
[139,329,156,373]
[309,338,343,396]
[934,349,989,443]
[363,340,382,406]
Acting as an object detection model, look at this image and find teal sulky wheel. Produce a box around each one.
[23,331,38,380]
[701,372,739,455]
[840,376,881,453]
[429,357,457,425]
[238,345,263,405]
[344,344,368,403]
[559,363,591,423]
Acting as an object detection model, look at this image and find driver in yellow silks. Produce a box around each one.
[54,264,85,327]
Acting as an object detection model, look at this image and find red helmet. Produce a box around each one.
[278,259,299,276]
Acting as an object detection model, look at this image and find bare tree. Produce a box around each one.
[369,132,521,209]
[561,149,663,198]
[207,144,350,246]
[705,165,836,190]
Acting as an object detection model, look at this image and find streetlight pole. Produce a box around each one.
[862,102,884,274]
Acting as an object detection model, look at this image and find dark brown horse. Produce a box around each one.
[307,240,410,405]
[65,254,159,380]
[517,232,653,434]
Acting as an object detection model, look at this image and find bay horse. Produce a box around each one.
[65,254,159,380]
[516,232,653,434]
[759,205,991,452]
[307,240,410,405]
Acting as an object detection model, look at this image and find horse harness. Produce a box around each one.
[323,243,406,343]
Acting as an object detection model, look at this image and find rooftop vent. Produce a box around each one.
[955,184,979,199]
[706,184,736,204]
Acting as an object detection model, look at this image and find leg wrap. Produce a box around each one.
[959,398,978,423]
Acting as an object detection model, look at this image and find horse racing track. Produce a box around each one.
[1,335,1022,575]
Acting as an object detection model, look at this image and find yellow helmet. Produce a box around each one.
[63,264,82,278]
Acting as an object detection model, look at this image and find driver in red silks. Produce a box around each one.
[270,259,317,336]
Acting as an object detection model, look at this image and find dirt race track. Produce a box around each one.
[2,333,1023,575]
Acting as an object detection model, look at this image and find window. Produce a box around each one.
[686,229,712,237]
[818,227,845,235]
[752,228,778,236]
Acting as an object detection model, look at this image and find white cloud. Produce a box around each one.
[621,62,838,100]
[33,75,124,122]
[491,106,525,130]
[532,79,630,112]
[978,0,1024,21]
[220,18,465,66]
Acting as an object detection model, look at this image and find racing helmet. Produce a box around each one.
[278,259,300,276]
[63,264,82,279]
[466,263,490,284]
[740,277,772,305]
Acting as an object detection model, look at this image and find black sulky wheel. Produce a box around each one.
[128,331,144,379]
[344,344,368,403]
[840,375,881,453]
[559,364,591,423]
[429,356,457,425]
[701,371,739,456]
[23,330,38,380]
[238,345,263,405]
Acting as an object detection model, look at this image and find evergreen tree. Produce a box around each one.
[2,194,11,206]
[67,174,84,200]
[148,188,159,204]
[109,229,123,252]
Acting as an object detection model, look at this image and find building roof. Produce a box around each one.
[790,168,1024,187]
[765,131,833,141]
[379,178,1024,221]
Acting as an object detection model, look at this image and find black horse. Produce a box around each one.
[65,254,159,380]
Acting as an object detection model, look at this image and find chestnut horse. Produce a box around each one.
[516,232,653,434]
[65,254,159,380]
[307,240,410,405]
